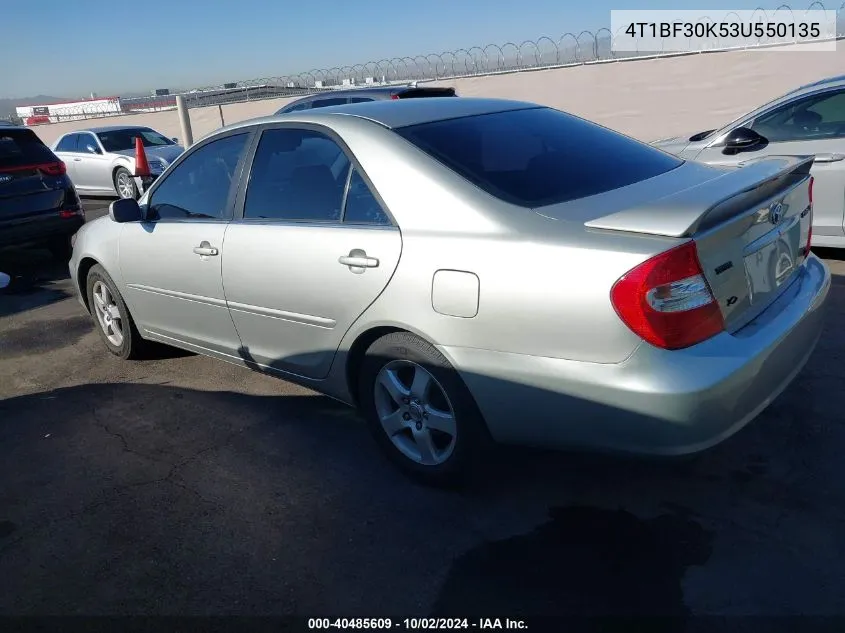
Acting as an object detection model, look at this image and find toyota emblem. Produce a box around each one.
[770,202,783,225]
[0,174,12,185]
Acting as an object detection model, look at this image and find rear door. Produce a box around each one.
[0,128,72,239]
[74,132,113,191]
[692,87,845,242]
[221,124,401,379]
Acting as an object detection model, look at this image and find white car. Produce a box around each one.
[52,125,184,199]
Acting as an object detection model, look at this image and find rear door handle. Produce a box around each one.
[339,249,379,271]
[193,240,219,257]
[814,153,845,163]
[73,158,82,162]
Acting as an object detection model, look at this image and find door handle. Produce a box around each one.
[814,153,845,163]
[338,248,379,271]
[73,158,82,162]
[193,240,219,257]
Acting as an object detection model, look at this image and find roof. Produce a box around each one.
[223,97,540,134]
[788,74,845,95]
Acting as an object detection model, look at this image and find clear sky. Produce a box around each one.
[0,0,807,98]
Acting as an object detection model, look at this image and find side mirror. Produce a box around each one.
[0,272,10,290]
[172,137,179,143]
[723,127,766,153]
[109,198,144,223]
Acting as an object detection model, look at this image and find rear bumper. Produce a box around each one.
[442,254,831,455]
[0,215,85,249]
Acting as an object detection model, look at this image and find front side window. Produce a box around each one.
[98,128,175,153]
[244,128,351,222]
[78,134,100,154]
[749,89,845,142]
[396,107,683,208]
[148,133,249,221]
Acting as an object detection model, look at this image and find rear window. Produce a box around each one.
[395,107,683,208]
[397,88,456,99]
[0,129,56,168]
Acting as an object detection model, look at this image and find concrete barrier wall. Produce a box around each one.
[28,46,845,148]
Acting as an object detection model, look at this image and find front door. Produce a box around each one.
[221,126,401,379]
[74,132,113,192]
[692,88,845,241]
[119,130,253,356]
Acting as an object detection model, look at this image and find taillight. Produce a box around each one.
[610,241,725,350]
[5,161,67,176]
[390,94,399,100]
[39,161,66,176]
[59,209,83,219]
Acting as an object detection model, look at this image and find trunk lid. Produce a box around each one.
[581,155,815,332]
[0,128,64,203]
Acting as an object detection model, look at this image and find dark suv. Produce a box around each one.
[275,83,457,114]
[0,125,84,260]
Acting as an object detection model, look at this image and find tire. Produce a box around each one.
[358,331,491,487]
[85,264,145,360]
[47,236,72,262]
[113,167,138,200]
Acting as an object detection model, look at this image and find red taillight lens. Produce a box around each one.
[59,209,82,219]
[390,94,399,100]
[5,161,67,176]
[610,241,725,350]
[39,161,67,176]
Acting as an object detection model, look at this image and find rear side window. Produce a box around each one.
[0,129,56,168]
[395,107,683,208]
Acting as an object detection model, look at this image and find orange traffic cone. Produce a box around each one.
[134,136,151,177]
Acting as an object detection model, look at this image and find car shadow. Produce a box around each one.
[0,247,72,318]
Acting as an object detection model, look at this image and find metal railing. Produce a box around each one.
[17,1,845,125]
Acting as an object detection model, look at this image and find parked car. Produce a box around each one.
[275,83,457,114]
[652,74,845,249]
[51,125,184,200]
[69,98,830,486]
[0,124,84,260]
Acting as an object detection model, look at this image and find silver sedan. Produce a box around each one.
[68,98,830,486]
[52,125,184,199]
[652,74,845,249]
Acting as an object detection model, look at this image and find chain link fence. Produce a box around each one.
[16,1,845,125]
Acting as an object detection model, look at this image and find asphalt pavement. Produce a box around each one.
[1,197,845,621]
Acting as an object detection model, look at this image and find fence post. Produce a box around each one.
[176,95,194,147]
[218,104,225,128]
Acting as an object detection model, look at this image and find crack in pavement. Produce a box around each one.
[0,409,250,555]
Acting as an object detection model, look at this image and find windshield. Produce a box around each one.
[97,128,174,152]
[396,107,683,208]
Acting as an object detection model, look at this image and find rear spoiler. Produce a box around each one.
[584,155,814,238]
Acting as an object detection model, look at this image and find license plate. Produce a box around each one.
[743,218,802,305]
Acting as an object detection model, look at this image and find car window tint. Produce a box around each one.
[750,89,845,142]
[55,134,79,152]
[148,132,249,221]
[78,134,99,154]
[396,107,683,208]
[244,128,351,222]
[343,167,390,225]
[310,97,348,109]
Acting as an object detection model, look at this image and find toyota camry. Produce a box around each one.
[68,98,831,485]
